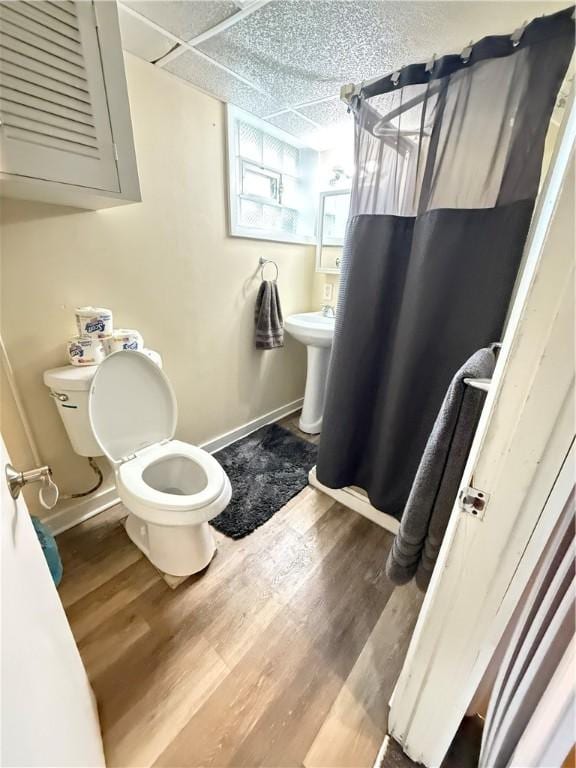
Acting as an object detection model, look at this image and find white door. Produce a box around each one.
[1,435,105,767]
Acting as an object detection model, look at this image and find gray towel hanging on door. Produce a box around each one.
[386,346,496,591]
[255,280,284,349]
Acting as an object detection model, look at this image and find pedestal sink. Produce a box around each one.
[285,311,335,434]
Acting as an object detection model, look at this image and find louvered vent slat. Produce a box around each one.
[1,104,96,141]
[0,32,86,80]
[1,47,90,93]
[7,126,99,158]
[1,87,95,127]
[10,1,81,43]
[33,1,78,28]
[0,71,91,114]
[0,0,120,194]
[2,5,81,53]
[55,1,77,18]
[0,98,96,138]
[0,67,91,110]
[0,18,84,68]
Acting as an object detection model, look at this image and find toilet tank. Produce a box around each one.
[44,350,162,458]
[43,365,102,457]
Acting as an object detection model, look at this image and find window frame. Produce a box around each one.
[240,160,282,205]
[226,105,317,246]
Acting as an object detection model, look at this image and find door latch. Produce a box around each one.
[459,486,489,520]
[5,463,59,509]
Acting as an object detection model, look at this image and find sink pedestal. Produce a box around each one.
[284,311,335,436]
[300,345,331,434]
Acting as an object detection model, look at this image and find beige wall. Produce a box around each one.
[0,53,319,518]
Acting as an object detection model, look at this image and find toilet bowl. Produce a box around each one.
[88,351,231,576]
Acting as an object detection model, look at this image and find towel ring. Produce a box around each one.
[259,257,279,282]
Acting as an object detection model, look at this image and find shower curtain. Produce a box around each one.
[316,8,574,520]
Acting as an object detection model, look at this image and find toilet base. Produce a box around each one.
[124,513,216,577]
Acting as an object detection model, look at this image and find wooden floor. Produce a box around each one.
[57,416,424,768]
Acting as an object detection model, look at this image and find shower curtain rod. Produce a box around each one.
[340,7,575,114]
[341,80,443,121]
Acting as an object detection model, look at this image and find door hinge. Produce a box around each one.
[458,486,489,520]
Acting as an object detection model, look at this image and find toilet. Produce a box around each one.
[45,351,231,576]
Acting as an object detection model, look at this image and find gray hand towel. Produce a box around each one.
[255,280,284,349]
[386,346,496,591]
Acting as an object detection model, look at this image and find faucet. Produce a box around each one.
[321,304,336,318]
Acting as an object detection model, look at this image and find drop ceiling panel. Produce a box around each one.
[124,0,239,40]
[198,1,385,106]
[296,98,350,128]
[197,0,567,109]
[118,5,175,62]
[163,49,283,115]
[267,111,316,140]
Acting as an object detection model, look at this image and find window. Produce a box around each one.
[227,106,318,244]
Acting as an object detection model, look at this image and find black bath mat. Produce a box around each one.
[210,423,318,539]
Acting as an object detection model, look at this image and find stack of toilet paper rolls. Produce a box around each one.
[67,306,144,366]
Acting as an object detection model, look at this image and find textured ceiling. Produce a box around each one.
[164,49,283,114]
[118,0,568,147]
[124,0,238,39]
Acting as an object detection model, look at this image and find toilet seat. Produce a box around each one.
[118,439,228,525]
[88,351,231,527]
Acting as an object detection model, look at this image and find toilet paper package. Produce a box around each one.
[75,307,113,339]
[104,329,144,354]
[67,337,106,366]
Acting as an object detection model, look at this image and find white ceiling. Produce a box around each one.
[118,0,568,148]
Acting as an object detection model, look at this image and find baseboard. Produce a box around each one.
[308,466,400,535]
[47,398,304,535]
[200,398,304,454]
[45,482,120,536]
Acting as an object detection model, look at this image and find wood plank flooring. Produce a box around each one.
[57,418,423,768]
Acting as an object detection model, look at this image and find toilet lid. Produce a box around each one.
[89,351,177,464]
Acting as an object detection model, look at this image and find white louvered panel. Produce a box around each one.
[1,8,83,62]
[3,1,82,44]
[0,1,119,193]
[0,91,96,130]
[0,103,98,148]
[0,74,93,117]
[0,47,89,93]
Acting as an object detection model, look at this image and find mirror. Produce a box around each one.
[316,190,351,274]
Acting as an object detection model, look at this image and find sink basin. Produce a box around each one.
[285,312,335,434]
[284,312,335,349]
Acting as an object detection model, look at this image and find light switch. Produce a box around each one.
[322,283,334,302]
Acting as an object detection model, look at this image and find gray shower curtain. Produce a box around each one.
[316,8,574,520]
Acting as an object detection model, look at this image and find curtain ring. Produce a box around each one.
[391,68,402,87]
[425,54,436,74]
[460,41,473,63]
[511,21,528,47]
